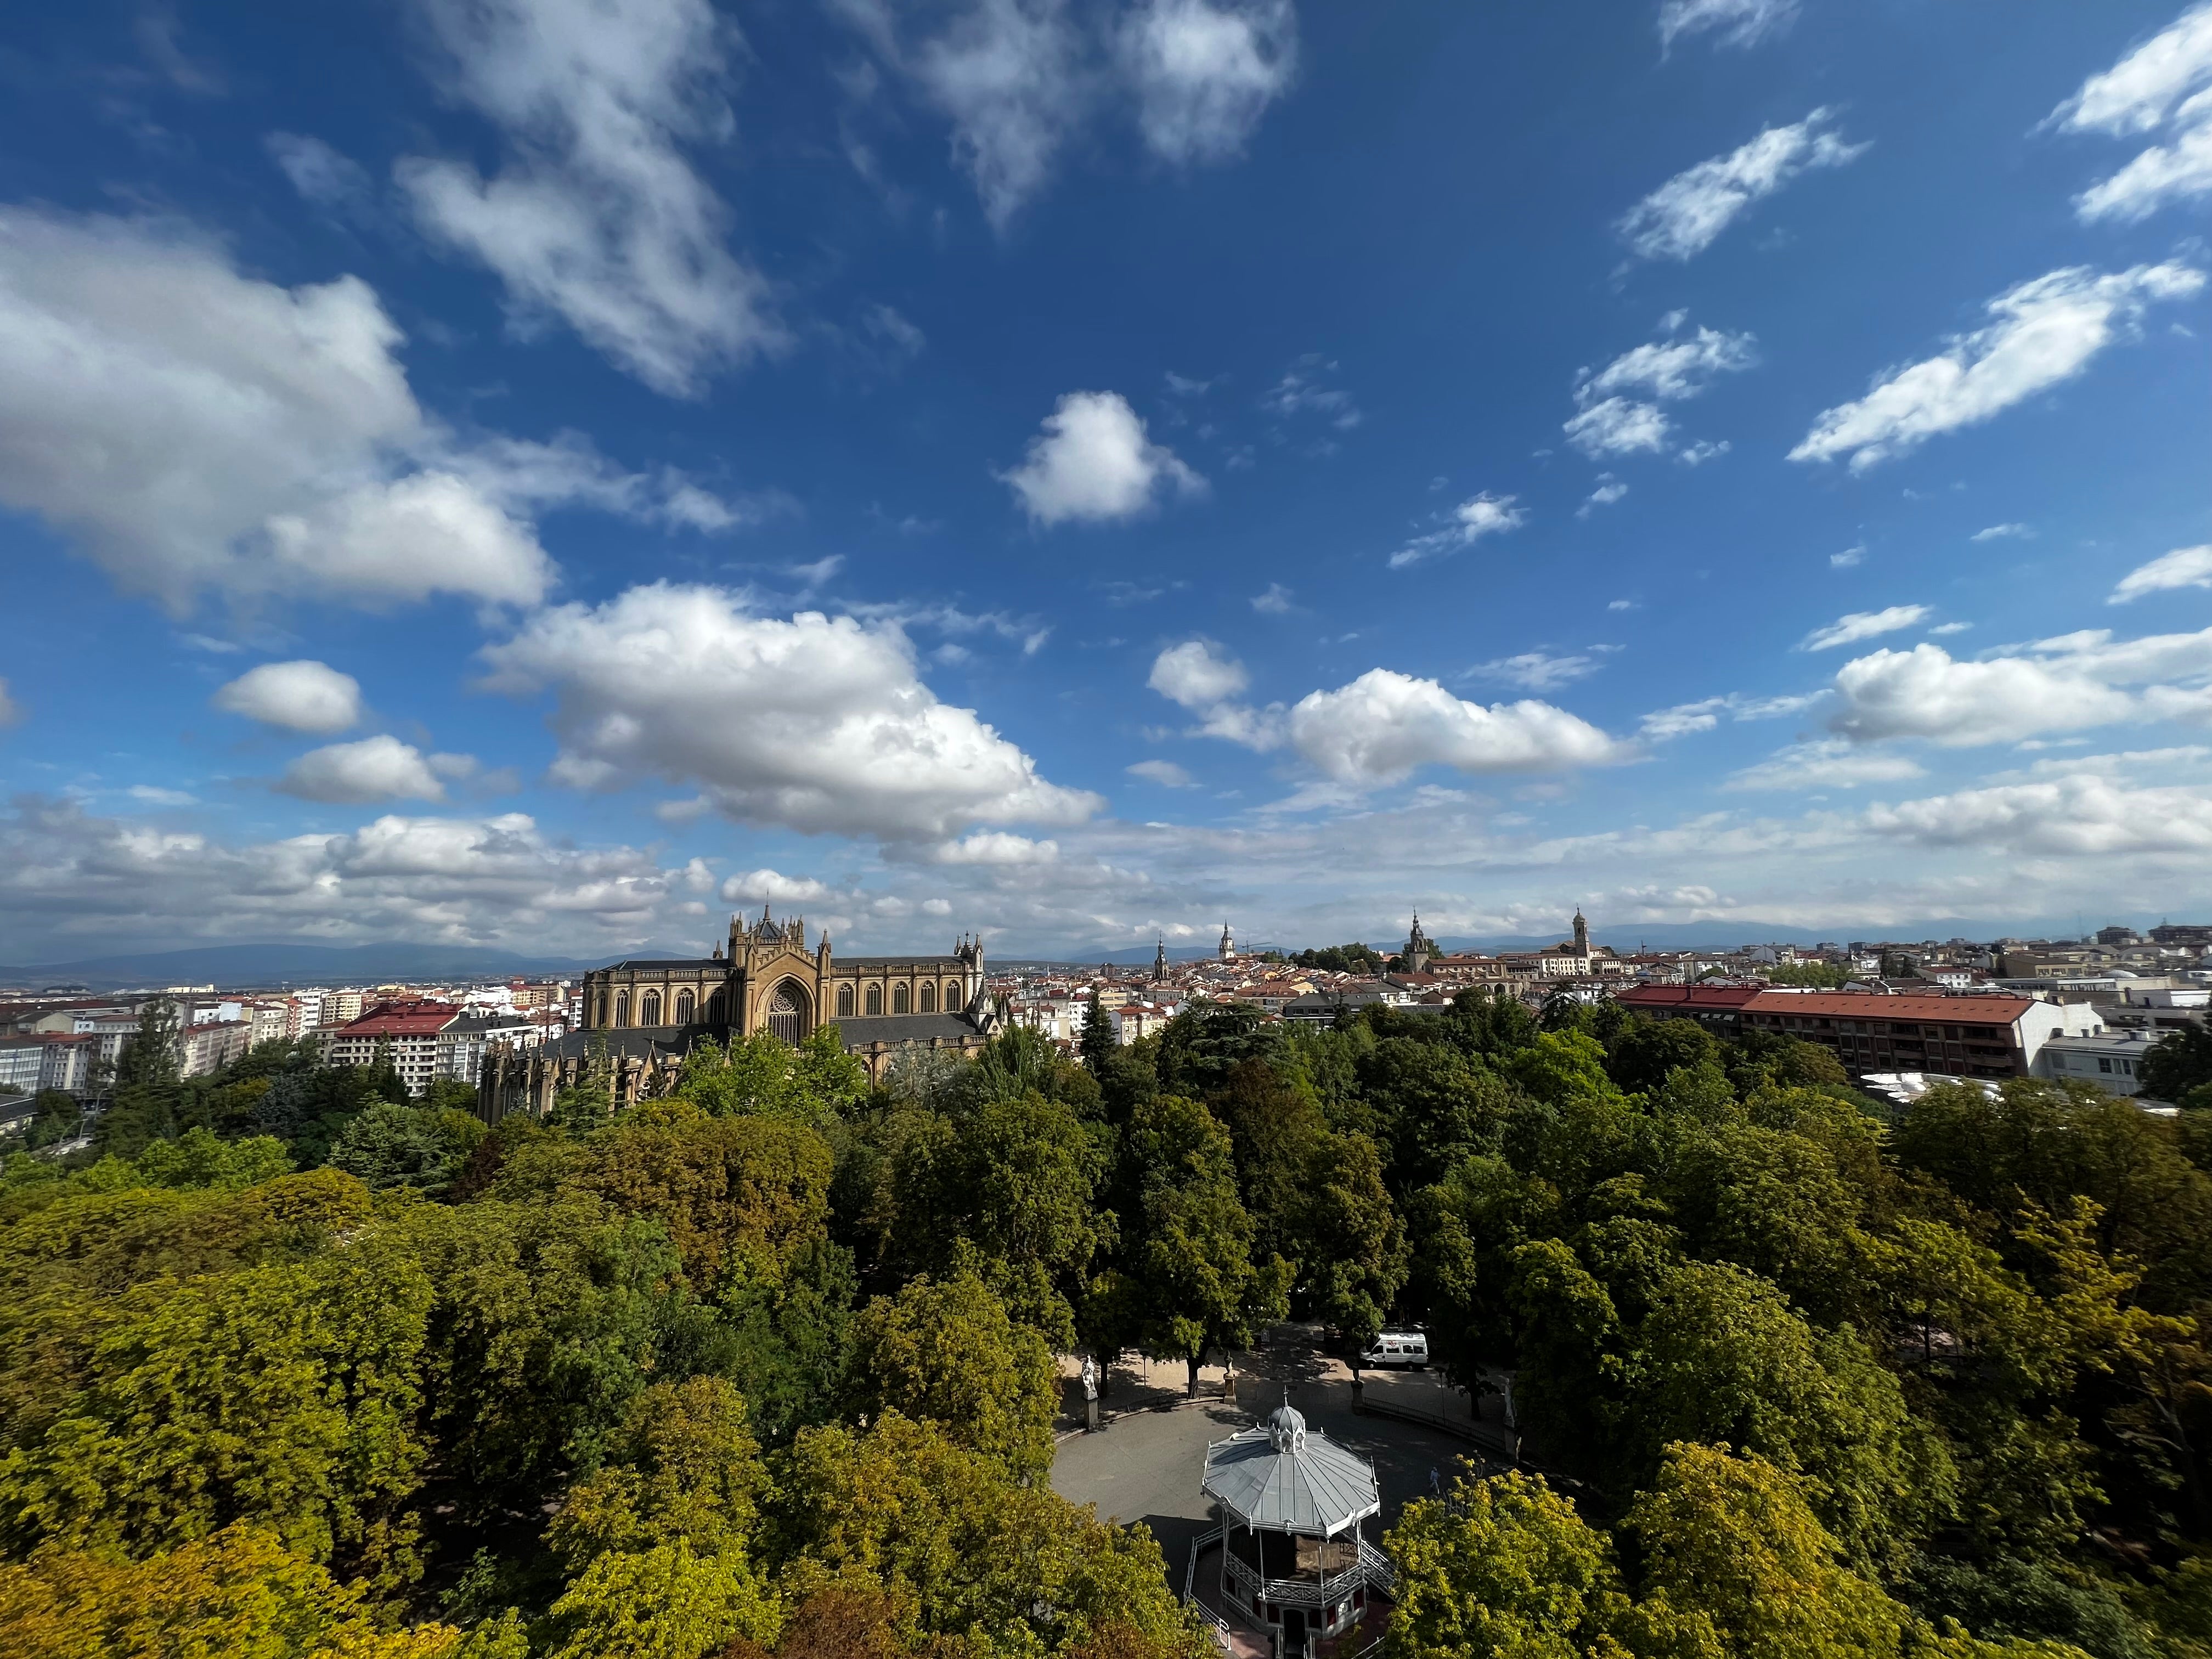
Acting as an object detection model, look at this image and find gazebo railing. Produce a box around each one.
[1185,1523,1230,1636]
[1223,1548,1388,1607]
[1357,1536,1397,1595]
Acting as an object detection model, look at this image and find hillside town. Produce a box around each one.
[5,913,2209,1142]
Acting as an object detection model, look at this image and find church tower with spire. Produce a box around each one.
[1218,921,1234,962]
[1573,907,1589,958]
[1153,936,1170,983]
[1402,911,1434,973]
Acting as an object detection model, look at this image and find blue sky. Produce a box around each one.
[2,0,2209,962]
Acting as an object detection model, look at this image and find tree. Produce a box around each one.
[94,998,186,1158]
[1117,1094,1291,1393]
[1385,1469,1630,1659]
[843,1269,1058,1479]
[1289,1131,1407,1346]
[1079,992,1118,1075]
[328,1103,484,1193]
[25,1090,81,1150]
[2142,1025,2212,1108]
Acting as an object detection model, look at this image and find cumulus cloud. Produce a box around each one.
[0,795,680,956]
[1120,0,1297,164]
[1790,262,2204,472]
[1800,605,1933,652]
[1580,476,1629,515]
[1865,773,2212,856]
[1619,109,1864,261]
[1565,323,1757,458]
[2052,3,2212,223]
[2112,544,2212,603]
[928,831,1060,864]
[1724,740,1927,792]
[0,209,733,614]
[1390,492,1526,569]
[1147,639,1283,744]
[998,391,1203,524]
[1972,522,2030,542]
[720,868,835,904]
[481,582,1102,839]
[1126,758,1196,787]
[266,132,374,215]
[276,736,462,804]
[213,661,363,735]
[1827,625,2212,747]
[1657,0,1798,52]
[1287,670,1622,785]
[1251,582,1295,614]
[396,0,782,396]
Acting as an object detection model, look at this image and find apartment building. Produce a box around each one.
[322,1001,462,1098]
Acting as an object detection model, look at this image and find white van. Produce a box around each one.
[1360,1330,1430,1369]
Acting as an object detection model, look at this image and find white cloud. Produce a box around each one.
[1800,604,1933,652]
[1251,582,1295,614]
[0,210,723,614]
[1972,522,2031,542]
[1565,323,1756,458]
[1639,690,1820,740]
[2112,544,2212,603]
[276,736,460,804]
[2052,3,2212,223]
[1830,545,1865,569]
[480,581,1102,839]
[903,0,1087,229]
[1826,625,2212,747]
[1564,397,1672,459]
[1928,622,1972,636]
[1287,670,1622,785]
[929,831,1060,864]
[1677,438,1730,466]
[1390,492,1526,569]
[1127,758,1197,787]
[1581,476,1629,515]
[1120,0,1297,165]
[1260,364,1359,428]
[1469,651,1603,692]
[1657,0,1798,52]
[1724,740,1927,792]
[1618,109,1864,261]
[266,133,374,213]
[1865,774,2212,856]
[998,391,1203,524]
[1790,262,2205,472]
[397,0,781,397]
[213,661,363,735]
[1147,639,1282,743]
[0,797,682,956]
[720,868,835,904]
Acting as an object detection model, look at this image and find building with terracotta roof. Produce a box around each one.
[323,1000,464,1097]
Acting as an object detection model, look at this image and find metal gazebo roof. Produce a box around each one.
[1201,1404,1380,1537]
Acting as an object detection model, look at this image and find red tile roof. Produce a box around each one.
[1617,985,1766,1011]
[1742,991,2033,1025]
[335,1000,462,1037]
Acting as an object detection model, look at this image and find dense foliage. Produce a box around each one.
[9,990,2212,1659]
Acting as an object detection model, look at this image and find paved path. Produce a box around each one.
[1052,1331,1507,1590]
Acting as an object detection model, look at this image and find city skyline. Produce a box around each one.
[2,1,2209,961]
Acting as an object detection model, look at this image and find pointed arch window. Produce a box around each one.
[837,984,854,1017]
[865,984,883,1016]
[919,983,936,1013]
[674,989,695,1025]
[767,985,804,1046]
[944,980,961,1011]
[614,990,630,1028]
[893,984,910,1015]
[639,990,662,1026]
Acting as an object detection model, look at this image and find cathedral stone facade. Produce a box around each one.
[479,908,997,1121]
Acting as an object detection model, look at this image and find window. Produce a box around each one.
[674,989,694,1024]
[866,984,883,1016]
[838,984,854,1017]
[920,983,936,1013]
[893,984,910,1014]
[2100,1057,2113,1073]
[614,991,630,1027]
[945,980,962,1009]
[767,985,803,1046]
[639,990,662,1025]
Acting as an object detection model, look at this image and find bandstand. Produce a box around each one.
[1193,1403,1395,1658]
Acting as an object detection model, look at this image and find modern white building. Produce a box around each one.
[437,1012,542,1086]
[2036,1029,2170,1099]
